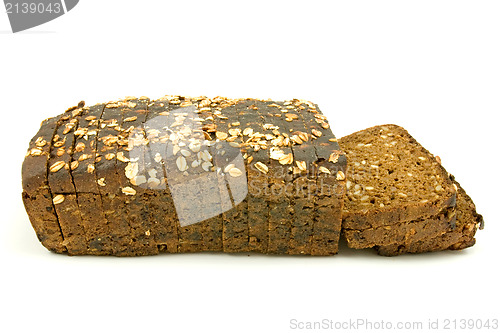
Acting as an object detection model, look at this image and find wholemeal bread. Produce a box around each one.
[47,108,87,255]
[343,206,456,249]
[301,106,347,255]
[340,124,456,233]
[22,96,347,256]
[22,117,66,253]
[377,178,483,256]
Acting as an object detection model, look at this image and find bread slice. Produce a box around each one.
[339,124,456,231]
[22,117,66,253]
[377,178,483,256]
[343,205,456,249]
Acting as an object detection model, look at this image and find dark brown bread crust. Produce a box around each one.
[94,99,133,255]
[301,103,347,255]
[144,98,180,253]
[22,117,66,253]
[343,206,456,249]
[119,98,160,256]
[195,102,224,252]
[239,108,269,253]
[285,106,317,255]
[218,100,250,253]
[339,124,456,231]
[71,103,110,255]
[47,108,87,254]
[257,100,293,254]
[377,179,483,256]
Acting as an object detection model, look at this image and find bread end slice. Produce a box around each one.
[339,124,456,231]
[377,178,483,256]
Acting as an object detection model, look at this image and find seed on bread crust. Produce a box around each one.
[122,186,136,195]
[255,161,268,174]
[50,161,66,173]
[53,194,65,205]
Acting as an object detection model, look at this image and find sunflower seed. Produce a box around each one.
[116,151,129,163]
[176,156,188,171]
[53,194,65,205]
[329,151,340,163]
[224,164,235,173]
[279,153,293,165]
[53,137,66,147]
[228,128,241,136]
[105,153,115,160]
[311,129,322,137]
[124,116,138,122]
[201,161,213,172]
[200,150,212,162]
[131,175,147,186]
[216,131,228,140]
[78,154,91,162]
[148,177,161,188]
[102,135,118,146]
[148,169,158,178]
[243,128,254,136]
[336,170,345,181]
[125,162,139,179]
[30,148,43,156]
[270,147,285,160]
[49,161,66,173]
[153,153,162,163]
[290,135,303,145]
[188,142,201,153]
[229,167,243,177]
[35,137,46,146]
[75,142,85,152]
[74,127,88,136]
[254,162,268,174]
[180,149,191,157]
[296,160,307,171]
[263,124,278,130]
[297,131,308,142]
[319,166,331,174]
[122,186,136,196]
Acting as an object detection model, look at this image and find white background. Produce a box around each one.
[0,1,498,332]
